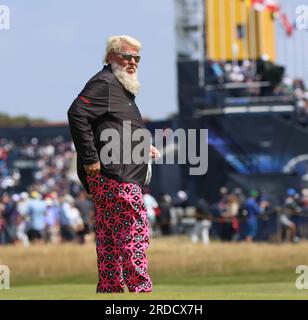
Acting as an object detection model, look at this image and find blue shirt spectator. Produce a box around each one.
[27,197,47,231]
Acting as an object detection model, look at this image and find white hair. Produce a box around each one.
[104,35,142,64]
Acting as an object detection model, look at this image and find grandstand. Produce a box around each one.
[173,0,308,204]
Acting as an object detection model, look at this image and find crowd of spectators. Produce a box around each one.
[205,58,308,130]
[140,186,308,245]
[1,135,308,246]
[0,189,94,246]
[0,137,93,246]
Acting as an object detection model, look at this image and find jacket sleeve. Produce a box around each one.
[67,79,109,165]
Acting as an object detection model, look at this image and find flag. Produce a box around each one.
[250,0,280,13]
[279,12,293,37]
[265,0,280,13]
[251,0,266,11]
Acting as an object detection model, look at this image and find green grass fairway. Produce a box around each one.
[1,281,308,300]
[1,237,308,299]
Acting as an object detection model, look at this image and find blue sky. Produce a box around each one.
[1,0,307,122]
[276,0,308,83]
[0,0,177,122]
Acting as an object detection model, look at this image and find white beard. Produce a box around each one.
[111,63,141,96]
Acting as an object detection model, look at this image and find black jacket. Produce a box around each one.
[67,65,150,194]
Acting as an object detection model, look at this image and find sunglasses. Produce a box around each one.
[116,52,141,63]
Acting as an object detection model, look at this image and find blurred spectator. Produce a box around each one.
[59,195,84,243]
[44,197,60,244]
[256,195,272,242]
[174,190,189,209]
[191,197,212,244]
[26,191,47,244]
[301,188,308,210]
[157,193,173,236]
[143,187,159,237]
[243,190,261,242]
[280,188,301,243]
[15,193,30,247]
[219,194,240,241]
[74,191,94,244]
[0,199,6,244]
[2,193,19,244]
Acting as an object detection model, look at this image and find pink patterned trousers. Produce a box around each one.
[86,174,152,293]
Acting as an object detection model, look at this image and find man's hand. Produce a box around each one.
[149,145,161,160]
[84,161,101,176]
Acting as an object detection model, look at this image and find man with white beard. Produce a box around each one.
[68,35,160,293]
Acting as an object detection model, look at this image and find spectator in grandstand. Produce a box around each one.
[191,197,212,244]
[67,35,159,293]
[273,76,293,96]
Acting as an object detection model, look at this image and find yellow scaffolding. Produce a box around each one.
[205,0,276,62]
